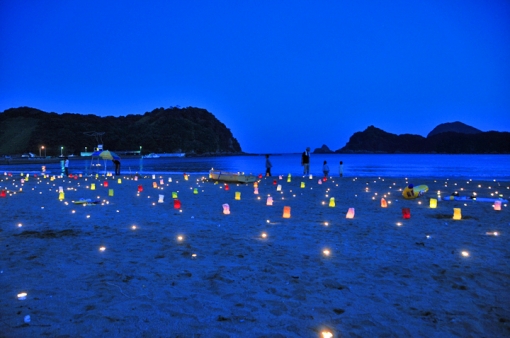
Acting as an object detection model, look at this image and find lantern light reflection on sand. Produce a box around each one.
[461,251,469,257]
[486,231,499,236]
[99,246,106,252]
[323,249,331,257]
[131,225,137,230]
[261,232,267,239]
[321,331,333,338]
[177,235,184,242]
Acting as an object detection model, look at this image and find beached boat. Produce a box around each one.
[209,170,257,183]
[157,153,186,157]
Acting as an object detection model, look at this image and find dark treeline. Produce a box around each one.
[0,107,242,156]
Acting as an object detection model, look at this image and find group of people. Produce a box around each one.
[61,157,121,176]
[264,147,344,178]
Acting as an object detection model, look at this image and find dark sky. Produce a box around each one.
[1,1,509,153]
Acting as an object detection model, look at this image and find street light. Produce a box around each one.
[42,146,46,157]
[140,146,142,156]
[60,146,63,157]
[39,146,42,157]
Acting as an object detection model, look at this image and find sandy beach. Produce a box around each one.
[1,172,509,337]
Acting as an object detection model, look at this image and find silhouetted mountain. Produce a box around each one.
[0,107,242,156]
[427,121,481,137]
[336,124,510,154]
[313,144,333,154]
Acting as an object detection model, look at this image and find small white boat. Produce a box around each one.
[143,153,161,159]
[209,170,257,183]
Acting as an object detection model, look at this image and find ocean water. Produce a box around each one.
[1,154,509,180]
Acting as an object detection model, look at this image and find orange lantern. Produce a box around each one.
[381,198,387,208]
[494,201,502,211]
[453,208,462,220]
[152,182,157,188]
[283,206,291,218]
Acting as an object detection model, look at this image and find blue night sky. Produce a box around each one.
[1,1,509,153]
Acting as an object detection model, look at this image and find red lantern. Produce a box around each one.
[173,199,181,209]
[138,185,143,192]
[0,190,6,198]
[104,181,109,188]
[224,184,229,191]
[258,174,263,179]
[273,180,277,185]
[402,208,411,219]
[322,177,327,182]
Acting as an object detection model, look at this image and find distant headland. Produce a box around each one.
[314,122,510,154]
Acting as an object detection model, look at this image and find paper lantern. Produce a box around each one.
[104,181,109,188]
[1,190,6,198]
[254,182,258,188]
[224,184,230,191]
[402,208,411,219]
[59,192,65,200]
[283,206,291,218]
[160,179,164,185]
[21,179,25,184]
[318,179,322,185]
[309,174,313,179]
[193,188,198,194]
[287,174,291,182]
[168,177,172,182]
[172,192,178,199]
[184,174,189,180]
[59,186,63,193]
[300,182,305,188]
[266,197,273,206]
[258,174,263,179]
[222,203,230,214]
[152,174,156,179]
[494,200,502,211]
[381,198,387,208]
[429,198,437,208]
[277,184,282,191]
[346,208,355,218]
[138,185,143,192]
[329,197,335,207]
[152,182,157,188]
[453,208,462,220]
[117,178,122,184]
[279,175,282,180]
[235,191,241,200]
[254,188,259,194]
[95,174,98,179]
[173,199,181,209]
[109,189,114,196]
[322,177,327,182]
[134,176,138,181]
[158,194,164,203]
[91,183,96,190]
[273,180,277,185]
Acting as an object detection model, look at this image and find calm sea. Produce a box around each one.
[1,154,509,180]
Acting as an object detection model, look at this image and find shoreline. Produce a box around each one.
[1,173,509,336]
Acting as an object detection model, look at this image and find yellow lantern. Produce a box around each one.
[117,178,122,184]
[430,198,437,208]
[329,197,335,207]
[453,208,462,220]
[172,192,178,199]
[346,208,355,219]
[91,183,96,190]
[287,174,291,182]
[58,192,65,200]
[193,188,198,194]
[283,206,291,218]
[300,182,305,188]
[235,191,241,200]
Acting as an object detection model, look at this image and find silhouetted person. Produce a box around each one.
[112,159,121,175]
[301,147,310,175]
[265,154,272,176]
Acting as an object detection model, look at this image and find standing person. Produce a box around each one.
[339,161,344,177]
[265,154,272,176]
[301,147,310,175]
[64,157,69,176]
[323,160,329,178]
[112,159,121,175]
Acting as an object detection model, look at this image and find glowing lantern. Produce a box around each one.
[318,179,322,185]
[59,192,65,200]
[104,181,109,188]
[402,208,411,219]
[453,208,462,220]
[272,180,277,185]
[1,190,6,198]
[134,176,138,181]
[254,182,258,188]
[429,198,437,208]
[309,174,313,179]
[152,174,156,179]
[90,183,95,190]
[158,194,164,203]
[254,188,259,194]
[283,206,291,218]
[172,192,178,199]
[138,185,143,192]
[160,179,164,185]
[152,182,157,188]
[300,182,305,188]
[494,200,502,211]
[258,174,263,179]
[381,198,387,208]
[277,184,282,191]
[266,197,273,206]
[222,203,230,214]
[168,177,172,182]
[109,189,114,196]
[173,199,181,209]
[193,188,198,194]
[329,197,335,207]
[322,177,327,182]
[346,208,355,219]
[59,186,63,193]
[287,174,291,182]
[21,179,25,184]
[235,191,241,200]
[184,174,189,180]
[224,184,230,191]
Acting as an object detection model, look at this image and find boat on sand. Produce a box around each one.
[209,170,256,183]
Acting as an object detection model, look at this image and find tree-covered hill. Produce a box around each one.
[0,107,242,156]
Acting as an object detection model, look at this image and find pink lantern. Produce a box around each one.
[222,203,230,214]
[346,208,355,219]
